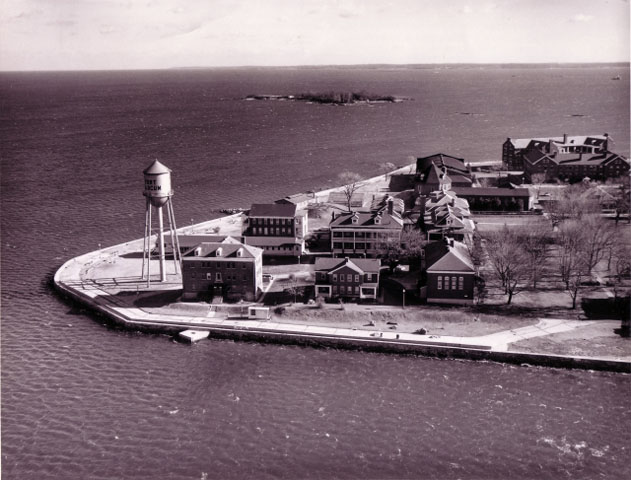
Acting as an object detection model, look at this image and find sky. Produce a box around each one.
[0,0,629,71]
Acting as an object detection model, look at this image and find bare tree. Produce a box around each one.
[545,183,599,227]
[516,221,552,288]
[338,171,363,212]
[580,216,616,277]
[483,226,529,304]
[556,221,583,290]
[379,162,397,178]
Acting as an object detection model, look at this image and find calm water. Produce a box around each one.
[1,66,630,479]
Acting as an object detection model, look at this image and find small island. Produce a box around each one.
[245,91,406,104]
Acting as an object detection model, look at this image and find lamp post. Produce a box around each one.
[402,288,406,309]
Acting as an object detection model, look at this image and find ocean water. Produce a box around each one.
[1,65,630,479]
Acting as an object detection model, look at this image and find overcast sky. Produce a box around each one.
[1,0,629,71]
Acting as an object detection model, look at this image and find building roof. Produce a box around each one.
[182,236,262,258]
[314,257,381,274]
[249,203,297,218]
[330,210,404,230]
[523,150,629,168]
[275,192,314,206]
[452,187,531,198]
[424,239,475,273]
[417,153,468,175]
[507,134,608,150]
[388,174,417,192]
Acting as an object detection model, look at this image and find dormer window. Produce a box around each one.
[236,248,243,257]
[194,247,201,256]
[374,214,382,225]
[351,213,359,224]
[216,247,223,257]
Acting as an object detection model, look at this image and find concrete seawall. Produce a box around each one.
[53,267,630,373]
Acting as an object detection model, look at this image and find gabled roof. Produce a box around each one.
[508,134,608,150]
[417,153,468,175]
[249,203,297,218]
[182,237,262,259]
[314,257,381,274]
[330,210,404,229]
[425,240,474,273]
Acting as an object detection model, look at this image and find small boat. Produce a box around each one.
[611,75,621,80]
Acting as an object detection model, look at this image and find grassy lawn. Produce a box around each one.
[271,303,534,336]
[511,321,631,360]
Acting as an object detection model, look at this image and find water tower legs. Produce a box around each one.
[157,206,166,282]
[142,198,181,286]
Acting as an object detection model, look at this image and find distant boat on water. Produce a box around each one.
[611,75,621,80]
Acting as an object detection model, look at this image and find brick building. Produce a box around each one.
[242,203,308,256]
[181,237,263,301]
[314,257,381,301]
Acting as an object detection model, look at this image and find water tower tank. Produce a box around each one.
[143,159,172,207]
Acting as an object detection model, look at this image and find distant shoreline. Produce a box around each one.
[244,92,408,105]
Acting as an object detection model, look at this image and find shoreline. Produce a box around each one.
[53,167,631,373]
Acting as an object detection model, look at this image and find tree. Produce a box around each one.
[545,183,599,227]
[285,273,298,304]
[580,216,616,277]
[338,171,363,212]
[516,221,552,288]
[556,221,583,290]
[379,162,397,178]
[483,225,529,304]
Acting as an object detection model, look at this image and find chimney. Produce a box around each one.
[387,198,394,215]
[604,133,609,152]
[563,133,568,144]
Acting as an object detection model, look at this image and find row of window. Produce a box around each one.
[263,245,298,251]
[437,276,464,290]
[189,261,248,269]
[250,227,293,236]
[250,218,293,226]
[190,272,250,282]
[332,231,393,239]
[333,242,374,250]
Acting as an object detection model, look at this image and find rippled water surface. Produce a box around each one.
[1,66,630,479]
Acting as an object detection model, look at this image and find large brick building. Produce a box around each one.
[242,203,308,257]
[329,202,404,258]
[181,237,263,301]
[501,134,629,182]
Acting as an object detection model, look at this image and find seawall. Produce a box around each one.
[53,266,630,373]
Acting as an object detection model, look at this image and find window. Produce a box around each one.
[452,277,457,290]
[206,273,213,280]
[332,274,337,282]
[347,274,352,282]
[340,285,346,294]
[216,272,222,282]
[354,275,359,283]
[437,276,442,290]
[459,277,464,290]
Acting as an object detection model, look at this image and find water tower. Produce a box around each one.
[142,159,181,285]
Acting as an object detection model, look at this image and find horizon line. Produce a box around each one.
[1,61,629,74]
